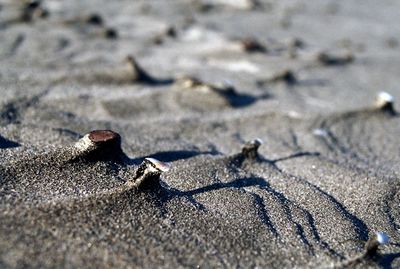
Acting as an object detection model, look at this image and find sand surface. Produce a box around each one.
[1,0,400,268]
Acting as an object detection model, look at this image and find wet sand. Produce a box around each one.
[1,0,400,268]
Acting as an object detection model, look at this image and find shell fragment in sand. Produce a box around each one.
[375,92,394,108]
[376,231,390,245]
[145,158,171,172]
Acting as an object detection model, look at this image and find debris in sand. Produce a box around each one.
[194,0,260,11]
[73,130,171,191]
[337,231,390,268]
[165,26,177,38]
[174,76,259,109]
[229,138,264,167]
[73,130,126,163]
[271,69,297,85]
[312,129,328,137]
[176,76,207,90]
[364,231,390,257]
[240,38,267,53]
[193,1,215,13]
[175,76,235,95]
[63,13,104,26]
[86,13,104,26]
[61,13,117,40]
[126,158,171,190]
[225,0,261,10]
[104,27,118,39]
[123,55,158,83]
[375,92,395,114]
[57,55,171,85]
[241,138,263,159]
[316,51,354,66]
[257,69,298,86]
[1,0,49,25]
[153,26,177,45]
[19,0,49,23]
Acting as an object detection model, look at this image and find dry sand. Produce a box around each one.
[1,0,400,268]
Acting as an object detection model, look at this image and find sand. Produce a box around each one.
[1,0,400,268]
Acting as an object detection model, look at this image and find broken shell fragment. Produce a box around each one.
[364,231,390,257]
[336,231,390,267]
[144,157,171,173]
[376,231,390,245]
[73,130,126,163]
[375,91,395,114]
[126,158,171,190]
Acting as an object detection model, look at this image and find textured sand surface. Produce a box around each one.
[1,0,400,268]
